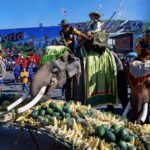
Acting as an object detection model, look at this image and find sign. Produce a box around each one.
[0,32,24,42]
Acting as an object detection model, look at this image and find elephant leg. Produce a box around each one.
[117,70,128,110]
[65,78,73,102]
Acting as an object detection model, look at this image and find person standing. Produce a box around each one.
[13,64,20,82]
[28,63,33,82]
[20,68,29,92]
[0,56,6,92]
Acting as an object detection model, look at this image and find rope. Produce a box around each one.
[0,59,6,81]
[102,0,127,32]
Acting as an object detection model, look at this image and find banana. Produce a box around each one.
[94,138,100,149]
[73,118,78,131]
[53,117,58,128]
[87,137,93,145]
[3,112,13,122]
[130,136,135,145]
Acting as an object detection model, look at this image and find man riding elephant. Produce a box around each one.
[59,19,89,54]
[76,31,123,112]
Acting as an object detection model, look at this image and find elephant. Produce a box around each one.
[30,50,81,101]
[126,60,150,123]
[7,46,81,113]
[123,33,150,123]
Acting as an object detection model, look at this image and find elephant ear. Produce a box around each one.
[66,57,81,82]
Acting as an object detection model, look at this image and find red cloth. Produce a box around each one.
[22,58,28,69]
[35,55,41,64]
[15,55,22,65]
[30,54,35,65]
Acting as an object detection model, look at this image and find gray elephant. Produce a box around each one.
[29,47,81,102]
[5,46,81,113]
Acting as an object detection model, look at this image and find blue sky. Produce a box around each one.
[0,0,149,29]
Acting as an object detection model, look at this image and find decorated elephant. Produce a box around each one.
[123,32,150,123]
[7,46,81,113]
[30,46,81,99]
[8,32,127,116]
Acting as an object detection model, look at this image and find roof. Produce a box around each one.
[109,32,133,38]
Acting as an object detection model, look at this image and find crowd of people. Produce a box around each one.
[0,48,41,92]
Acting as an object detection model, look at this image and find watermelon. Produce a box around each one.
[105,130,116,142]
[96,125,106,138]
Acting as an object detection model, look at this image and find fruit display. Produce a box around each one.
[11,99,150,150]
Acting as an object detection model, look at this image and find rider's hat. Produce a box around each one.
[59,19,70,26]
[89,12,101,19]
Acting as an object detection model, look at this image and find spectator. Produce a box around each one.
[28,63,33,82]
[20,68,29,92]
[13,64,20,82]
[22,57,28,69]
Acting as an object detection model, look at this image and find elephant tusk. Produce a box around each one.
[7,92,29,111]
[138,103,148,123]
[122,101,130,116]
[17,86,47,113]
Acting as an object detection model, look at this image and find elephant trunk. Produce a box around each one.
[30,63,52,98]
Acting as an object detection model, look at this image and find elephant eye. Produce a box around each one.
[52,65,59,73]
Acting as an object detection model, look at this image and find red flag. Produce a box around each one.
[22,58,28,69]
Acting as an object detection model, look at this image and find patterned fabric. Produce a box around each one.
[0,59,6,81]
[128,60,150,87]
[93,31,109,47]
[83,48,118,106]
[40,46,70,64]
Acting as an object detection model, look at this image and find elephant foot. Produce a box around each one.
[107,105,115,114]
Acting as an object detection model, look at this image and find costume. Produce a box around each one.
[28,64,33,81]
[20,70,29,91]
[14,64,20,82]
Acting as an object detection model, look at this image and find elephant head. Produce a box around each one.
[130,81,149,123]
[30,51,81,98]
[126,61,150,124]
[7,48,81,113]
